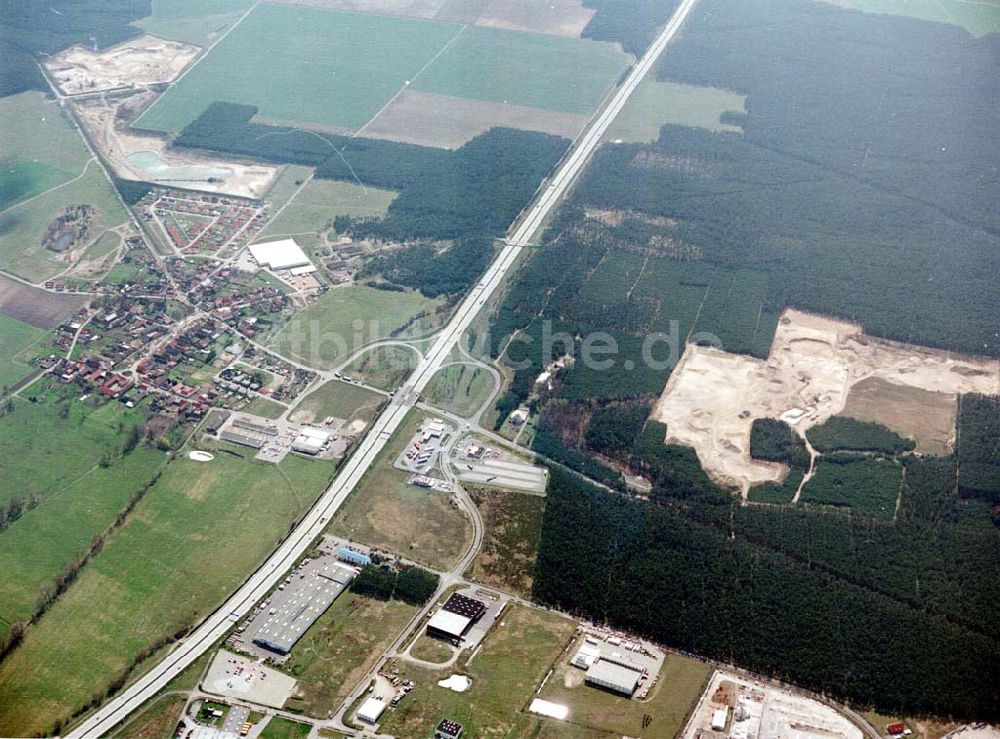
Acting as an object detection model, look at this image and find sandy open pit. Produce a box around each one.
[45,35,200,96]
[74,95,278,199]
[652,309,999,493]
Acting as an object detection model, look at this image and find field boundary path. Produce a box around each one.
[68,0,701,734]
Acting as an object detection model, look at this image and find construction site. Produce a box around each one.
[681,671,863,739]
[653,309,1000,493]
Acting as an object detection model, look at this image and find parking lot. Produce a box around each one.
[451,438,547,493]
[394,417,453,474]
[203,649,297,708]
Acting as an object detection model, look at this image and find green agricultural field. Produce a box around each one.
[412,26,629,115]
[268,285,443,369]
[381,605,577,737]
[800,456,903,518]
[281,593,418,718]
[135,6,463,133]
[292,379,384,427]
[526,646,713,738]
[135,0,256,47]
[821,0,1000,36]
[0,164,128,282]
[0,313,47,389]
[424,364,497,419]
[259,717,312,739]
[341,344,419,391]
[259,178,396,241]
[0,447,166,639]
[0,452,332,736]
[330,411,472,571]
[607,79,746,142]
[0,92,91,210]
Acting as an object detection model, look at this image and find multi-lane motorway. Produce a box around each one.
[70,0,699,734]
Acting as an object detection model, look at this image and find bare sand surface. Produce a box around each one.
[45,35,200,96]
[652,309,999,493]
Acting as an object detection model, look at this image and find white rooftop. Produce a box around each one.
[249,239,311,270]
[357,696,386,724]
[427,609,472,638]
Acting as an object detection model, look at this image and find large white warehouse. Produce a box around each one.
[249,238,312,270]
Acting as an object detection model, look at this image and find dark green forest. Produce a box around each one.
[359,238,495,299]
[750,418,810,468]
[532,466,1000,719]
[581,0,683,55]
[807,417,915,455]
[571,0,999,356]
[957,394,1000,503]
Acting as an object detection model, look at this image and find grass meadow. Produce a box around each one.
[424,363,497,419]
[293,379,385,427]
[258,178,396,241]
[0,313,47,389]
[0,451,333,735]
[267,285,442,369]
[135,0,256,47]
[607,79,746,142]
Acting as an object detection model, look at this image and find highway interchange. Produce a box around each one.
[69,0,702,734]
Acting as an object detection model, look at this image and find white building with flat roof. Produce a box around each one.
[249,239,312,270]
[357,696,386,725]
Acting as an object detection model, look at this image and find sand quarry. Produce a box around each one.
[75,95,278,199]
[45,35,200,96]
[652,309,1000,494]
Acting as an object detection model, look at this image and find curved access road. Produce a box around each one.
[69,0,700,734]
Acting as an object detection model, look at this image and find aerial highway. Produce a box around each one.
[69,0,700,734]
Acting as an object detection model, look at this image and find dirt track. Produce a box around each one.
[653,309,1000,493]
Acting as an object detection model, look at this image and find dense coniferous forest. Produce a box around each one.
[532,467,1000,719]
[581,0,683,55]
[0,0,149,98]
[359,238,495,299]
[806,417,916,455]
[571,0,1000,356]
[957,394,1000,503]
[750,419,810,468]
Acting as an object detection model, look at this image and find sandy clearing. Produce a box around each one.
[266,0,447,18]
[652,309,1000,493]
[74,95,278,200]
[362,89,589,149]
[45,35,200,97]
[435,0,596,37]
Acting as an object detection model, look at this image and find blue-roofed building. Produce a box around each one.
[338,546,371,567]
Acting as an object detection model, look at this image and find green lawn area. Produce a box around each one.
[821,0,1000,36]
[800,456,903,518]
[135,5,463,133]
[291,380,384,429]
[0,313,47,389]
[0,452,333,736]
[342,345,419,391]
[0,446,167,638]
[413,26,630,115]
[424,364,497,419]
[82,231,121,261]
[607,79,747,143]
[259,717,312,739]
[268,285,443,369]
[409,634,455,664]
[135,0,256,47]
[0,92,91,210]
[259,178,396,241]
[241,396,287,419]
[525,643,713,738]
[330,411,472,571]
[0,163,128,282]
[381,605,577,737]
[281,593,418,718]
